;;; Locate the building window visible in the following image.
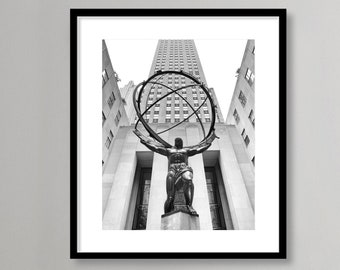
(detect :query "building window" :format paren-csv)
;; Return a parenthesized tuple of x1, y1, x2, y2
(205, 118, 211, 122)
(241, 129, 246, 139)
(244, 136, 250, 146)
(102, 111, 106, 126)
(248, 109, 255, 128)
(233, 109, 240, 124)
(105, 130, 114, 149)
(241, 129, 250, 146)
(132, 169, 152, 230)
(115, 110, 121, 126)
(217, 115, 221, 123)
(107, 92, 116, 109)
(102, 69, 109, 86)
(175, 103, 179, 107)
(205, 168, 227, 230)
(166, 119, 171, 123)
(245, 68, 255, 86)
(251, 156, 255, 166)
(175, 110, 179, 114)
(153, 119, 158, 123)
(174, 118, 180, 123)
(238, 91, 247, 107)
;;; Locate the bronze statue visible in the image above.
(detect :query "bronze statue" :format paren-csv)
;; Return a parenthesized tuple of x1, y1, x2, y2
(132, 70, 219, 216)
(134, 130, 217, 215)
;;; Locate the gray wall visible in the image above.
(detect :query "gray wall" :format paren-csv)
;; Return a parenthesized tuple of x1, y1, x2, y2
(1, 0, 339, 269)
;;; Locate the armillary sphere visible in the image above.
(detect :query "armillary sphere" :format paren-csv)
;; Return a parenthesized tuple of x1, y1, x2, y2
(133, 70, 217, 148)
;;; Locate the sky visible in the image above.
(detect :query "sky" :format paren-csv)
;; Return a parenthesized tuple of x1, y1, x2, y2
(106, 39, 247, 120)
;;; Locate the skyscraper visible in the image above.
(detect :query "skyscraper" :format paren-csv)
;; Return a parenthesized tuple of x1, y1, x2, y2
(102, 40, 129, 167)
(140, 40, 224, 125)
(226, 40, 255, 169)
(120, 80, 137, 125)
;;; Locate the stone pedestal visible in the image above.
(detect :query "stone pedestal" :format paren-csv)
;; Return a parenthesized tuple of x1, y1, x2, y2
(161, 210, 200, 230)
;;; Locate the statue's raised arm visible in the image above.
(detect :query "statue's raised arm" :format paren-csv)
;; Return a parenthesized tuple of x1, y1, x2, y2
(133, 129, 169, 156)
(185, 130, 219, 157)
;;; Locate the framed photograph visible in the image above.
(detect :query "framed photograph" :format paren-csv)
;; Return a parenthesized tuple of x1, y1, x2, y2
(71, 9, 286, 259)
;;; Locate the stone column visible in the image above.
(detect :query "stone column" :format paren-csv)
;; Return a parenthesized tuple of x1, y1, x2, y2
(146, 126, 169, 230)
(218, 126, 254, 229)
(186, 125, 213, 230)
(145, 152, 168, 229)
(102, 130, 138, 229)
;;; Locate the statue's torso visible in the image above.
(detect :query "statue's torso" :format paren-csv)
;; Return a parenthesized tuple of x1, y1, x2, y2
(168, 148, 188, 165)
(167, 148, 193, 179)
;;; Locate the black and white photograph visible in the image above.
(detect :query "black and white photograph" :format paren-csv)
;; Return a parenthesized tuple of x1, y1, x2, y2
(71, 9, 286, 258)
(102, 39, 255, 231)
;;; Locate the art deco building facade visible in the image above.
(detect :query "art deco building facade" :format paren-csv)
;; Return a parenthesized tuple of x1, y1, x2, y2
(102, 40, 129, 167)
(226, 40, 255, 169)
(140, 40, 224, 125)
(102, 40, 255, 230)
(120, 80, 136, 125)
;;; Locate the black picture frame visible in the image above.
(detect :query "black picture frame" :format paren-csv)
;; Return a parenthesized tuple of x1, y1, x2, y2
(71, 8, 286, 259)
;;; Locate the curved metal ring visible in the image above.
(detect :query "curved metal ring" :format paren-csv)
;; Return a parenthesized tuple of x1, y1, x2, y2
(133, 70, 216, 148)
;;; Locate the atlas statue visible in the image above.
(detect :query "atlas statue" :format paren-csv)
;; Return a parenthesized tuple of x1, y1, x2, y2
(134, 130, 217, 214)
(132, 70, 218, 215)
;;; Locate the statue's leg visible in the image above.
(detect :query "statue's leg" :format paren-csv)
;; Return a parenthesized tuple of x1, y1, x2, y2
(164, 171, 175, 213)
(182, 171, 197, 214)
